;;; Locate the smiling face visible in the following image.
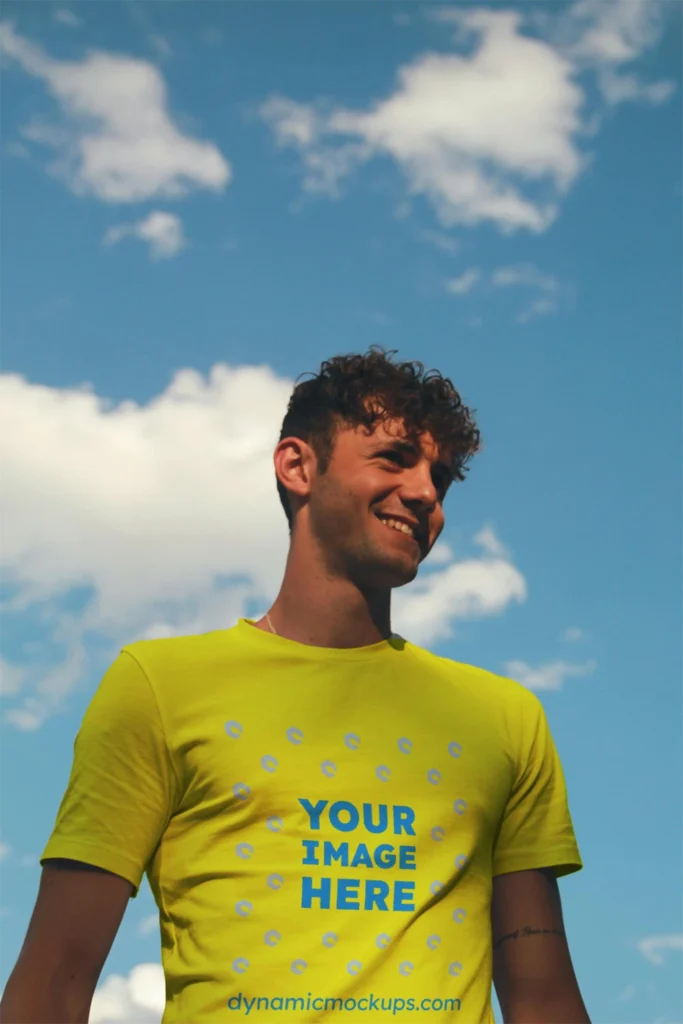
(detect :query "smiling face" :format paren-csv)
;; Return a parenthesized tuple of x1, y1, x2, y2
(286, 415, 453, 592)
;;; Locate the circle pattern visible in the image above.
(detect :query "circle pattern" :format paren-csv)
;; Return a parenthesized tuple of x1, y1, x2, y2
(225, 721, 243, 739)
(235, 842, 253, 860)
(233, 783, 251, 801)
(376, 764, 391, 782)
(267, 873, 284, 890)
(261, 755, 278, 773)
(345, 732, 360, 750)
(399, 961, 413, 976)
(232, 958, 249, 974)
(286, 727, 304, 745)
(376, 933, 391, 950)
(321, 760, 337, 778)
(427, 769, 441, 785)
(347, 961, 362, 976)
(322, 932, 338, 948)
(397, 737, 412, 754)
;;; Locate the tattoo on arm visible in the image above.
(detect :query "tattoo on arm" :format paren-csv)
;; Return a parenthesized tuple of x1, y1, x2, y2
(493, 924, 566, 950)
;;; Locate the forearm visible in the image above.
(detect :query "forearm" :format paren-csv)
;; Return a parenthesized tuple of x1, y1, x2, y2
(0, 970, 93, 1024)
(499, 991, 591, 1024)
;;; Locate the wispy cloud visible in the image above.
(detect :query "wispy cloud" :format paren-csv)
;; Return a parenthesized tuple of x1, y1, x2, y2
(53, 9, 81, 28)
(138, 914, 159, 937)
(0, 841, 10, 862)
(418, 229, 460, 255)
(492, 262, 561, 322)
(637, 933, 683, 967)
(0, 23, 230, 203)
(503, 658, 597, 691)
(561, 626, 589, 643)
(445, 268, 480, 295)
(104, 211, 187, 260)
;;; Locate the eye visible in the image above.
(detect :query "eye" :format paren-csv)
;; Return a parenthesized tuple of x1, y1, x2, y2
(380, 451, 402, 463)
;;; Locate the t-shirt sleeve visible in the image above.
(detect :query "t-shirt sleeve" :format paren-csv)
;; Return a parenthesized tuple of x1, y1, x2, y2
(40, 650, 180, 898)
(492, 689, 583, 879)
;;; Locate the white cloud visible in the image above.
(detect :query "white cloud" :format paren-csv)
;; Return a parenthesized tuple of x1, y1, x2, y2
(516, 296, 557, 324)
(261, 2, 673, 233)
(637, 934, 683, 967)
(261, 9, 584, 234)
(418, 229, 460, 255)
(393, 548, 526, 648)
(0, 841, 10, 861)
(503, 657, 597, 691)
(474, 525, 510, 559)
(104, 211, 186, 260)
(0, 657, 25, 696)
(491, 261, 560, 322)
(492, 262, 558, 293)
(0, 364, 528, 728)
(555, 0, 676, 107)
(446, 268, 480, 295)
(0, 23, 230, 202)
(561, 625, 587, 643)
(150, 35, 172, 58)
(138, 914, 159, 937)
(90, 963, 164, 1024)
(53, 9, 81, 28)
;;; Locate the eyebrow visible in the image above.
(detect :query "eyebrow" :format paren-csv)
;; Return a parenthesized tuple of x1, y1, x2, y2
(371, 439, 454, 483)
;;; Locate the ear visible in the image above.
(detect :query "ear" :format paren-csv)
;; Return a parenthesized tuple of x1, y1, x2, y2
(274, 437, 317, 509)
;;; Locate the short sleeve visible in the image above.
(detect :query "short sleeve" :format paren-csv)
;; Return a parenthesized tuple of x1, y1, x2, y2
(40, 651, 180, 898)
(492, 691, 583, 879)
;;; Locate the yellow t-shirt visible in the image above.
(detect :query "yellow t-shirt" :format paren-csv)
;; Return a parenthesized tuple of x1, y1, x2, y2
(42, 618, 582, 1023)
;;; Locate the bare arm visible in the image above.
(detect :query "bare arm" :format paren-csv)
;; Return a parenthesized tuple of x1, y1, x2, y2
(491, 867, 591, 1024)
(0, 860, 133, 1024)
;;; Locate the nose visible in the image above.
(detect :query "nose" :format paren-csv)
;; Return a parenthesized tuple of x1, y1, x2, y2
(402, 462, 440, 511)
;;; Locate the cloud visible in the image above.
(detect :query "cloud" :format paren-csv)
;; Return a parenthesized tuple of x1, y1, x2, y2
(0, 23, 230, 202)
(0, 841, 10, 861)
(261, 9, 585, 234)
(553, 0, 676, 107)
(418, 229, 460, 255)
(637, 934, 683, 967)
(474, 525, 510, 559)
(104, 211, 186, 260)
(492, 261, 560, 322)
(53, 9, 81, 28)
(0, 658, 25, 696)
(393, 546, 526, 648)
(149, 35, 172, 58)
(1, 364, 527, 727)
(502, 657, 597, 691)
(90, 963, 164, 1024)
(561, 626, 588, 643)
(138, 914, 159, 937)
(446, 268, 480, 295)
(261, 3, 673, 233)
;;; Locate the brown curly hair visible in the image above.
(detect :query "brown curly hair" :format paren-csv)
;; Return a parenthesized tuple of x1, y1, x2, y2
(276, 346, 481, 532)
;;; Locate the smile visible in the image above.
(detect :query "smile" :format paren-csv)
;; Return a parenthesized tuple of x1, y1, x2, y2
(375, 514, 419, 543)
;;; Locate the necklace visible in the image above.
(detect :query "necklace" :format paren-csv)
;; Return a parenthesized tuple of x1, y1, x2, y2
(265, 611, 395, 642)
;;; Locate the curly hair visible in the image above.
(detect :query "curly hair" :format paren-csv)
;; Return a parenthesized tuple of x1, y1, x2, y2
(276, 345, 481, 531)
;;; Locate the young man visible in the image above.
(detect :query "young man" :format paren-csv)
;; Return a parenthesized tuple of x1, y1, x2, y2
(1, 347, 590, 1024)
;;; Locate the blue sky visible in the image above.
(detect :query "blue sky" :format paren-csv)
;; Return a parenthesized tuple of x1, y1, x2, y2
(0, 2, 681, 1021)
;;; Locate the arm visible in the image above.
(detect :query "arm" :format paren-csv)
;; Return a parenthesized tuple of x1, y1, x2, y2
(491, 867, 591, 1024)
(0, 860, 133, 1024)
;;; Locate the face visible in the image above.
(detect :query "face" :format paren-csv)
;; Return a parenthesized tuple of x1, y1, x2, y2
(281, 417, 453, 591)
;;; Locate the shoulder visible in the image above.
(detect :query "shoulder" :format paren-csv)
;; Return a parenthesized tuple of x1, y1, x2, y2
(407, 642, 539, 712)
(121, 629, 230, 674)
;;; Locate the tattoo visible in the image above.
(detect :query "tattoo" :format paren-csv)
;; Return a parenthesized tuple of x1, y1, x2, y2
(493, 924, 565, 950)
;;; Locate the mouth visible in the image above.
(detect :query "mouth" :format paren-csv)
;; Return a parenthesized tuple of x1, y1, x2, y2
(374, 512, 421, 547)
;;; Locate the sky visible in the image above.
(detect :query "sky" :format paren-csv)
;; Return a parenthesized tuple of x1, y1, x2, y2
(0, 1, 681, 1021)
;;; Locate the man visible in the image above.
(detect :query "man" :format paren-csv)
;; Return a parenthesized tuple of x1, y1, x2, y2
(1, 347, 590, 1023)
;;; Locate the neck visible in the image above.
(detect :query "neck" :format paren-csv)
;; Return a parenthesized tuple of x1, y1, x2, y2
(255, 533, 393, 649)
